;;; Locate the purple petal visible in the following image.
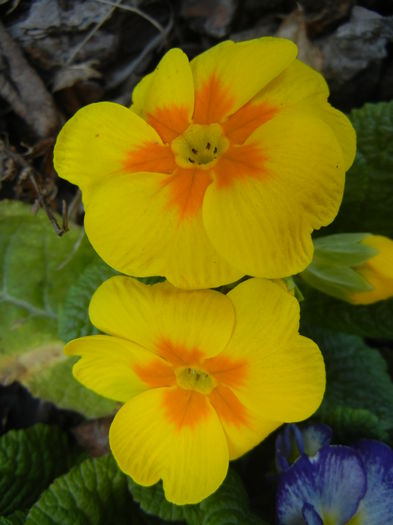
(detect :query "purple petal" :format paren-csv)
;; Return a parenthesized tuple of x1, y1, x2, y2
(302, 503, 323, 525)
(277, 446, 366, 525)
(276, 424, 333, 473)
(275, 425, 293, 471)
(302, 424, 332, 457)
(352, 440, 393, 524)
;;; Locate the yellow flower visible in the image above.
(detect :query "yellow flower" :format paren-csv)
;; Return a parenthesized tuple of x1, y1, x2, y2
(350, 235, 393, 305)
(54, 38, 355, 289)
(65, 276, 325, 504)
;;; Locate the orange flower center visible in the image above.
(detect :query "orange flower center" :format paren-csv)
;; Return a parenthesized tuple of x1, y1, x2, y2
(171, 123, 229, 169)
(175, 366, 215, 394)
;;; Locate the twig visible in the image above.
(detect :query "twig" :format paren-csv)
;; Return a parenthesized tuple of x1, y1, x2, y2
(106, 7, 174, 91)
(56, 227, 85, 270)
(3, 140, 68, 237)
(94, 0, 165, 34)
(66, 0, 123, 65)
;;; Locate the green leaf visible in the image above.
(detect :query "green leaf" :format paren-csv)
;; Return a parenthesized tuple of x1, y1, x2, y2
(0, 511, 27, 525)
(128, 477, 196, 524)
(128, 469, 268, 525)
(0, 200, 116, 416)
(0, 424, 81, 515)
(300, 282, 393, 339)
(25, 455, 150, 525)
(195, 469, 267, 525)
(58, 259, 117, 343)
(316, 405, 386, 442)
(322, 101, 393, 237)
(304, 328, 393, 440)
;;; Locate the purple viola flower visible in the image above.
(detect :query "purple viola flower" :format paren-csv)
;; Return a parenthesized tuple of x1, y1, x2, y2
(275, 423, 333, 472)
(276, 440, 393, 525)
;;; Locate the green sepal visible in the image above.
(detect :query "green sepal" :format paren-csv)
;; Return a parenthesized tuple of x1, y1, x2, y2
(313, 233, 378, 266)
(300, 233, 377, 301)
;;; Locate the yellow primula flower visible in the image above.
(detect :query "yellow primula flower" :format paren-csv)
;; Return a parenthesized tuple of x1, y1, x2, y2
(65, 276, 325, 504)
(350, 235, 393, 305)
(54, 37, 356, 289)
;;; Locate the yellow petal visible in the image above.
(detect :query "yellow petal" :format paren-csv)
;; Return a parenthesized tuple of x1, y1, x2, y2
(203, 110, 345, 278)
(253, 60, 356, 170)
(191, 38, 297, 123)
(84, 172, 242, 289)
(131, 48, 194, 143)
(240, 335, 325, 421)
(220, 279, 325, 422)
(253, 59, 329, 108)
(89, 276, 235, 361)
(298, 102, 356, 171)
(130, 71, 154, 114)
(53, 102, 162, 188)
(351, 235, 393, 304)
(208, 384, 281, 459)
(225, 278, 301, 358)
(110, 387, 229, 504)
(65, 335, 170, 402)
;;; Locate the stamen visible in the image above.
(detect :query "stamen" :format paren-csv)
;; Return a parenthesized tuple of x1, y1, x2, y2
(191, 148, 198, 154)
(213, 147, 218, 154)
(176, 366, 215, 394)
(206, 142, 211, 150)
(188, 158, 195, 163)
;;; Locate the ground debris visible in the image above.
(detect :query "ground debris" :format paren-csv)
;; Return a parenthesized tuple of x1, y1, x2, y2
(180, 0, 238, 38)
(319, 6, 393, 83)
(0, 20, 59, 138)
(71, 416, 113, 457)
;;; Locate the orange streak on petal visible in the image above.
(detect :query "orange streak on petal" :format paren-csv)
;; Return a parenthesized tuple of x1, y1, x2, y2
(156, 338, 205, 367)
(124, 142, 176, 173)
(222, 102, 278, 144)
(161, 167, 213, 221)
(147, 106, 190, 143)
(209, 385, 249, 428)
(133, 359, 176, 388)
(193, 73, 235, 125)
(162, 387, 211, 430)
(213, 143, 268, 189)
(204, 355, 248, 388)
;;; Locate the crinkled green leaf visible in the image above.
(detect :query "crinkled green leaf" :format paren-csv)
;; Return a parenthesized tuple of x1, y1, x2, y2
(0, 424, 81, 515)
(0, 200, 116, 417)
(316, 405, 386, 442)
(0, 510, 27, 524)
(25, 455, 151, 525)
(304, 328, 393, 440)
(58, 260, 164, 343)
(300, 282, 393, 338)
(323, 101, 393, 237)
(128, 479, 189, 523)
(58, 260, 117, 343)
(128, 469, 268, 525)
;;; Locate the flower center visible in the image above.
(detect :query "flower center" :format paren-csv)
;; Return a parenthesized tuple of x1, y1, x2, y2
(171, 123, 229, 169)
(175, 366, 215, 394)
